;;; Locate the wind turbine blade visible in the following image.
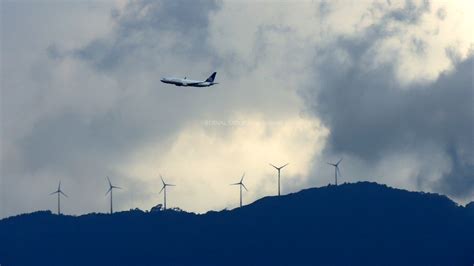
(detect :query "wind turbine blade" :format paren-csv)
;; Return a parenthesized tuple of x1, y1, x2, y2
(230, 183, 240, 186)
(242, 183, 248, 191)
(58, 181, 61, 190)
(60, 191, 68, 197)
(167, 184, 176, 187)
(105, 187, 112, 196)
(112, 186, 122, 189)
(269, 163, 278, 169)
(336, 158, 343, 165)
(327, 162, 336, 166)
(160, 175, 166, 186)
(280, 163, 289, 169)
(50, 191, 58, 195)
(240, 173, 245, 183)
(159, 186, 165, 194)
(106, 176, 112, 187)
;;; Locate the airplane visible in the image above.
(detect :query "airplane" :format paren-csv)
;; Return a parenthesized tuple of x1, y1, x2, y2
(160, 72, 218, 87)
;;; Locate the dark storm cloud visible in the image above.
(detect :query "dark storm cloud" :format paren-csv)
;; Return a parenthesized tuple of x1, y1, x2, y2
(75, 0, 220, 71)
(303, 19, 473, 198)
(18, 111, 147, 172)
(436, 145, 474, 198)
(116, 0, 219, 33)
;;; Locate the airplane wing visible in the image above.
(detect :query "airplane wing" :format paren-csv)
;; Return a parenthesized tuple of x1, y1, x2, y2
(183, 81, 202, 86)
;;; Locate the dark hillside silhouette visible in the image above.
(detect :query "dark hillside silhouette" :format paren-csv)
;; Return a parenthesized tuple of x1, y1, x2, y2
(466, 201, 474, 219)
(1, 182, 473, 265)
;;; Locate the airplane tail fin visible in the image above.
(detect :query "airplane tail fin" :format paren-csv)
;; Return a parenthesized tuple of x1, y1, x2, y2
(205, 72, 217, 83)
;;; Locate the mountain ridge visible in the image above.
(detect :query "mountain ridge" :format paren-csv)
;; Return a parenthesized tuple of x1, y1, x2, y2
(1, 182, 473, 265)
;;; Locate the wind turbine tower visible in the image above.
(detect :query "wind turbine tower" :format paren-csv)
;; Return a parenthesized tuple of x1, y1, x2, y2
(50, 181, 68, 215)
(269, 163, 289, 196)
(106, 176, 121, 214)
(327, 158, 343, 185)
(231, 173, 248, 208)
(159, 175, 175, 210)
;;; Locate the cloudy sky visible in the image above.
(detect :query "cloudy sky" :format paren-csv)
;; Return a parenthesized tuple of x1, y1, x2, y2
(1, 0, 473, 218)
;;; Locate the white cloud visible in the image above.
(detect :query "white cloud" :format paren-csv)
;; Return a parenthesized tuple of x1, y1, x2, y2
(119, 115, 328, 212)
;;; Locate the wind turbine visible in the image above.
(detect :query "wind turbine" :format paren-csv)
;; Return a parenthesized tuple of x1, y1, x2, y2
(105, 176, 121, 214)
(231, 172, 248, 208)
(327, 158, 343, 185)
(269, 163, 289, 196)
(50, 181, 68, 215)
(159, 175, 175, 210)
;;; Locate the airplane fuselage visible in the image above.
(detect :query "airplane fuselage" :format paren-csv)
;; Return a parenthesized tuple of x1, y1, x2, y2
(161, 72, 218, 87)
(160, 78, 215, 87)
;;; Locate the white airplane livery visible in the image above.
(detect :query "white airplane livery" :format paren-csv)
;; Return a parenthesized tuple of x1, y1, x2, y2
(160, 72, 218, 87)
